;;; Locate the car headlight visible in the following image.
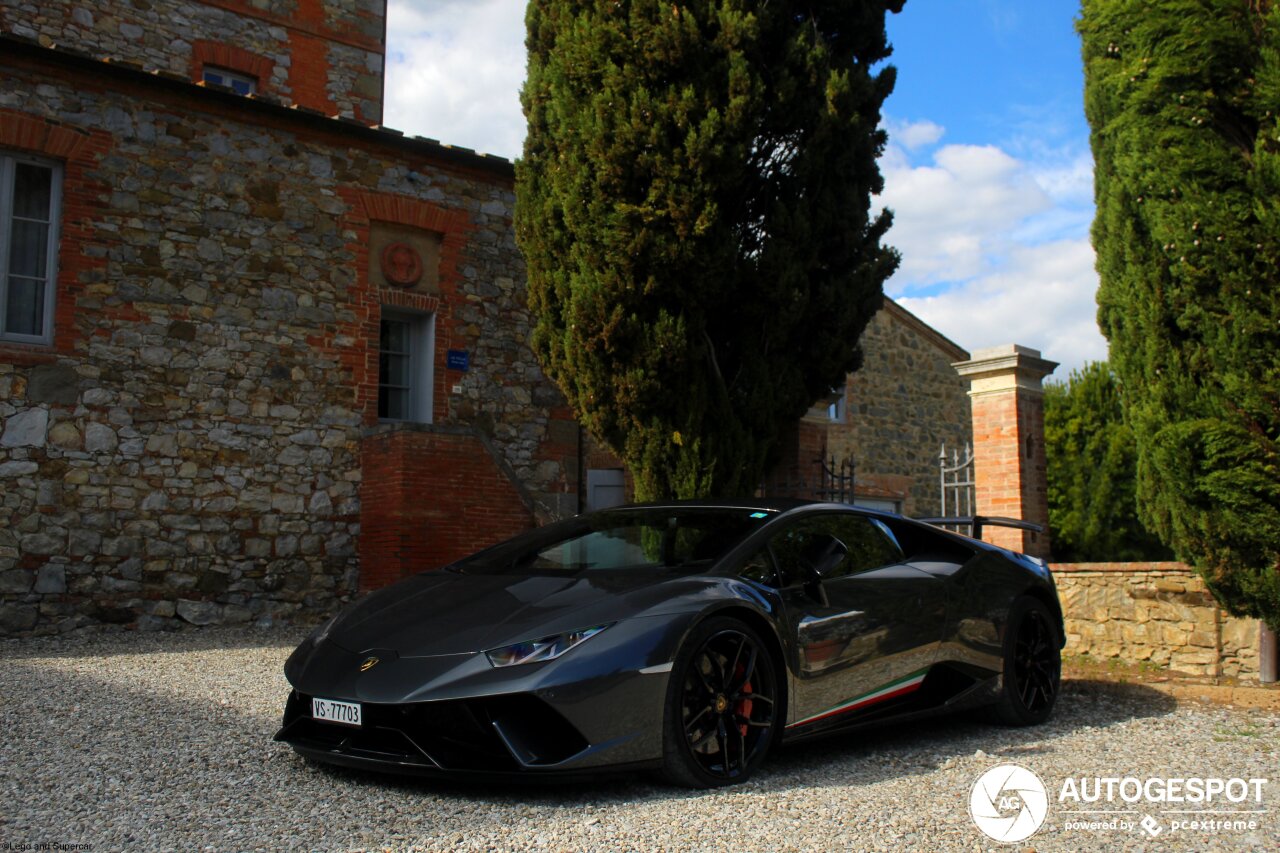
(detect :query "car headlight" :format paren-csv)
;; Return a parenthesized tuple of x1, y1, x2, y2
(485, 624, 612, 668)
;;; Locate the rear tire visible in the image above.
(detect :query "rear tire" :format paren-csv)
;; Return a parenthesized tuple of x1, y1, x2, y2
(991, 596, 1061, 726)
(661, 617, 780, 788)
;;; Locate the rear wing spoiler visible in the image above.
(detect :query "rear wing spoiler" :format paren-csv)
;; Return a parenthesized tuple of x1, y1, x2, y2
(917, 515, 1044, 541)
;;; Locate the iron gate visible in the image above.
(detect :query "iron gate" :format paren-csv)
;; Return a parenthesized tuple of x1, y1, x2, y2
(938, 442, 974, 532)
(760, 453, 855, 503)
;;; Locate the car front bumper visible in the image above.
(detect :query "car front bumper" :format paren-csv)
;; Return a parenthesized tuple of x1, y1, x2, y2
(275, 614, 694, 776)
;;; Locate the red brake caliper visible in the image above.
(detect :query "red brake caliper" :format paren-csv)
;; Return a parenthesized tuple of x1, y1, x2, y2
(733, 662, 753, 736)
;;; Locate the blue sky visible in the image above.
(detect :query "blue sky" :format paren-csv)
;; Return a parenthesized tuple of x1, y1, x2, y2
(887, 0, 1087, 154)
(383, 0, 1104, 374)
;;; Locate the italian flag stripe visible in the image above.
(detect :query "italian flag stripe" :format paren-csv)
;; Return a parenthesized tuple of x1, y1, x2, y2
(787, 669, 929, 729)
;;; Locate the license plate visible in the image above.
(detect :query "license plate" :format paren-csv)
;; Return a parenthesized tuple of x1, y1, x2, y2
(312, 697, 362, 727)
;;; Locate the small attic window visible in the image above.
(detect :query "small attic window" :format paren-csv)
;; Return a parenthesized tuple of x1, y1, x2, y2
(202, 66, 257, 96)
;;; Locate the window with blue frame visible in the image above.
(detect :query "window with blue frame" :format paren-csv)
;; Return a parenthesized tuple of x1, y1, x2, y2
(202, 66, 257, 95)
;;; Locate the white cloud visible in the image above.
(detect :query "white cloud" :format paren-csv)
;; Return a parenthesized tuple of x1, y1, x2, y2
(1030, 150, 1094, 204)
(383, 0, 527, 160)
(878, 122, 1105, 372)
(879, 142, 1051, 285)
(897, 239, 1107, 375)
(885, 118, 944, 150)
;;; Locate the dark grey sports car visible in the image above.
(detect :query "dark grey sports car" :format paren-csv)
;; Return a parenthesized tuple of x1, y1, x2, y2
(276, 500, 1064, 787)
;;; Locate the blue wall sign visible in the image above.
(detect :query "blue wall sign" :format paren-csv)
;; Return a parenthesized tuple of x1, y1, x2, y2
(446, 349, 470, 371)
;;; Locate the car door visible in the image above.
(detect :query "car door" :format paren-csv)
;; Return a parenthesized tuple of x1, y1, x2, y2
(769, 513, 947, 729)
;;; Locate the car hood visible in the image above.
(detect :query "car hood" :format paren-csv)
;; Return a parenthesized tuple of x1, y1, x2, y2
(324, 569, 685, 657)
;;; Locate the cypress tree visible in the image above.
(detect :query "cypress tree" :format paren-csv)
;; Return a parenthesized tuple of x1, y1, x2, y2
(1079, 0, 1280, 626)
(516, 0, 902, 500)
(1045, 362, 1173, 562)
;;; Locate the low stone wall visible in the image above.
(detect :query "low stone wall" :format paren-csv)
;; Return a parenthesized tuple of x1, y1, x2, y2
(1053, 562, 1262, 680)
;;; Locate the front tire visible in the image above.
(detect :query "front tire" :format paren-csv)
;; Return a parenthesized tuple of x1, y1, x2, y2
(661, 617, 780, 788)
(992, 596, 1061, 726)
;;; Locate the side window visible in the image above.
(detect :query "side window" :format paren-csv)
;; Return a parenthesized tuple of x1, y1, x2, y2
(739, 548, 780, 588)
(0, 153, 61, 344)
(767, 514, 904, 583)
(378, 310, 435, 422)
(768, 524, 829, 586)
(203, 66, 258, 95)
(834, 516, 904, 575)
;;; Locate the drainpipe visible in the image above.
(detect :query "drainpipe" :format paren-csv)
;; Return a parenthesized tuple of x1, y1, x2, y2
(1261, 622, 1277, 684)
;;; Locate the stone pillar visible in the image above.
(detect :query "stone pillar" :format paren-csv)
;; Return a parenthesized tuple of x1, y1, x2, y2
(953, 345, 1058, 558)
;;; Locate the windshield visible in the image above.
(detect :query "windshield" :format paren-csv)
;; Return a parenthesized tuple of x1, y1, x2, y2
(451, 508, 774, 575)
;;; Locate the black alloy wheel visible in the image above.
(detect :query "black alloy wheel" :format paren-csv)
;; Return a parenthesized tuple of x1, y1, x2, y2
(662, 617, 779, 788)
(993, 596, 1061, 726)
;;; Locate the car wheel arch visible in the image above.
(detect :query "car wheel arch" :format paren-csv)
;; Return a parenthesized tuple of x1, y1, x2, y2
(683, 603, 790, 729)
(1019, 585, 1065, 648)
(989, 593, 1062, 726)
(660, 608, 788, 786)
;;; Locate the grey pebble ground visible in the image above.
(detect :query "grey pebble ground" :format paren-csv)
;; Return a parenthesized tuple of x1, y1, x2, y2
(2, 627, 1277, 852)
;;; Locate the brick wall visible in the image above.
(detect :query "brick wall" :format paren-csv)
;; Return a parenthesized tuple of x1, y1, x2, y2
(765, 418, 830, 496)
(1055, 562, 1263, 680)
(0, 0, 386, 122)
(971, 390, 1024, 551)
(957, 345, 1055, 557)
(360, 425, 535, 590)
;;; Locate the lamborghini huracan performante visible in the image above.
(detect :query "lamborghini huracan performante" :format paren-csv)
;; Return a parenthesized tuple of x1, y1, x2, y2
(276, 501, 1064, 788)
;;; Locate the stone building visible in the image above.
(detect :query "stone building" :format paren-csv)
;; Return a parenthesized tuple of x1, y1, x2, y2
(768, 298, 973, 518)
(0, 0, 976, 636)
(6, 0, 386, 124)
(0, 0, 589, 635)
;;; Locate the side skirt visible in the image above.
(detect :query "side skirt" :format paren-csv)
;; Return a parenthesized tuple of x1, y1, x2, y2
(785, 669, 929, 730)
(782, 665, 1000, 743)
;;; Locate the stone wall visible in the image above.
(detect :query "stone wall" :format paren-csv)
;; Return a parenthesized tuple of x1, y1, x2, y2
(0, 44, 570, 635)
(1055, 562, 1263, 680)
(824, 299, 972, 517)
(0, 0, 385, 122)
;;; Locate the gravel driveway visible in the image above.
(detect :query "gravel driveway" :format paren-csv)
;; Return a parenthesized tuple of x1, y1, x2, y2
(2, 627, 1276, 852)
